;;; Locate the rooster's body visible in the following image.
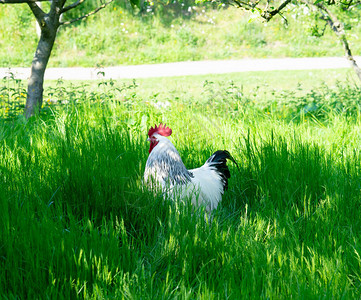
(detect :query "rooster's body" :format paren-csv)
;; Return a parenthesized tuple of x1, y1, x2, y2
(144, 124, 235, 212)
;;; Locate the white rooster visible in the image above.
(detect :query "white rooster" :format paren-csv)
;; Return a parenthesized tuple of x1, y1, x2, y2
(144, 123, 236, 213)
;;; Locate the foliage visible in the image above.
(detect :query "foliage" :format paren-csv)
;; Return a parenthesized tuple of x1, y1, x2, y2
(0, 73, 26, 119)
(1, 73, 361, 298)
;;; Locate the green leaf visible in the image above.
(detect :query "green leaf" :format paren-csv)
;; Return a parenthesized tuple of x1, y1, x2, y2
(129, 0, 140, 8)
(313, 0, 324, 4)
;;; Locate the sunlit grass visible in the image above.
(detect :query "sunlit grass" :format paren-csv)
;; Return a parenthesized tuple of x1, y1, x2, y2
(1, 72, 361, 298)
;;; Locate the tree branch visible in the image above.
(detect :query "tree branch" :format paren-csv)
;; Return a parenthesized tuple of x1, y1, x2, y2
(61, 0, 85, 14)
(0, 0, 51, 3)
(27, 1, 46, 23)
(261, 0, 292, 21)
(60, 0, 115, 26)
(231, 0, 260, 11)
(345, 0, 361, 9)
(304, 0, 361, 81)
(339, 0, 355, 9)
(229, 0, 292, 22)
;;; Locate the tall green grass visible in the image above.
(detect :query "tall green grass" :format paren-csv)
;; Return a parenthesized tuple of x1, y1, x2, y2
(1, 75, 361, 298)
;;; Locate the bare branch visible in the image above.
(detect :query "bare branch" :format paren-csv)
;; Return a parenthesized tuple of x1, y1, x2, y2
(261, 0, 292, 21)
(61, 0, 85, 14)
(229, 0, 292, 22)
(60, 0, 115, 26)
(339, 0, 354, 9)
(346, 0, 361, 9)
(231, 0, 260, 11)
(0, 0, 51, 3)
(314, 1, 339, 22)
(303, 0, 361, 81)
(27, 1, 46, 23)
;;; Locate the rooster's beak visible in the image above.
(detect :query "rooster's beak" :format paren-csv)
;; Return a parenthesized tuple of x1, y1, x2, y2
(147, 138, 151, 142)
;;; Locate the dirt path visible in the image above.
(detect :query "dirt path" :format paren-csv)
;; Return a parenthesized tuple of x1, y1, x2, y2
(1, 56, 360, 80)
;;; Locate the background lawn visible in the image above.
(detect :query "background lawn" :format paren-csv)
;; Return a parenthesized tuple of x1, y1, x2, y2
(1, 3, 361, 67)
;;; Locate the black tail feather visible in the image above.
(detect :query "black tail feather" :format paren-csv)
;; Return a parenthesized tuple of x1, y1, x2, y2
(205, 150, 238, 191)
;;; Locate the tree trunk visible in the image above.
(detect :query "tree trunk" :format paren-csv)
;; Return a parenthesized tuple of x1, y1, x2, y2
(315, 2, 361, 82)
(35, 2, 42, 38)
(25, 1, 61, 118)
(332, 25, 361, 82)
(4, 0, 113, 118)
(26, 30, 57, 118)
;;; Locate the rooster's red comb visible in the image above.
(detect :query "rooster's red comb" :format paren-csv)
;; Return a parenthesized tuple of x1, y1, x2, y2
(148, 123, 172, 137)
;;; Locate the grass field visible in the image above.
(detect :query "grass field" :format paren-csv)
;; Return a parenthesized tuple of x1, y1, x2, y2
(1, 3, 361, 67)
(1, 69, 361, 298)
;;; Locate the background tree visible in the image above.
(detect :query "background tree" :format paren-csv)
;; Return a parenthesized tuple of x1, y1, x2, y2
(221, 0, 361, 82)
(305, 0, 361, 81)
(0, 0, 117, 118)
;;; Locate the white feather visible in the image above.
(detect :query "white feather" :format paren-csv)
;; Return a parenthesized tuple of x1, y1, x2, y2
(144, 134, 226, 212)
(188, 164, 224, 212)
